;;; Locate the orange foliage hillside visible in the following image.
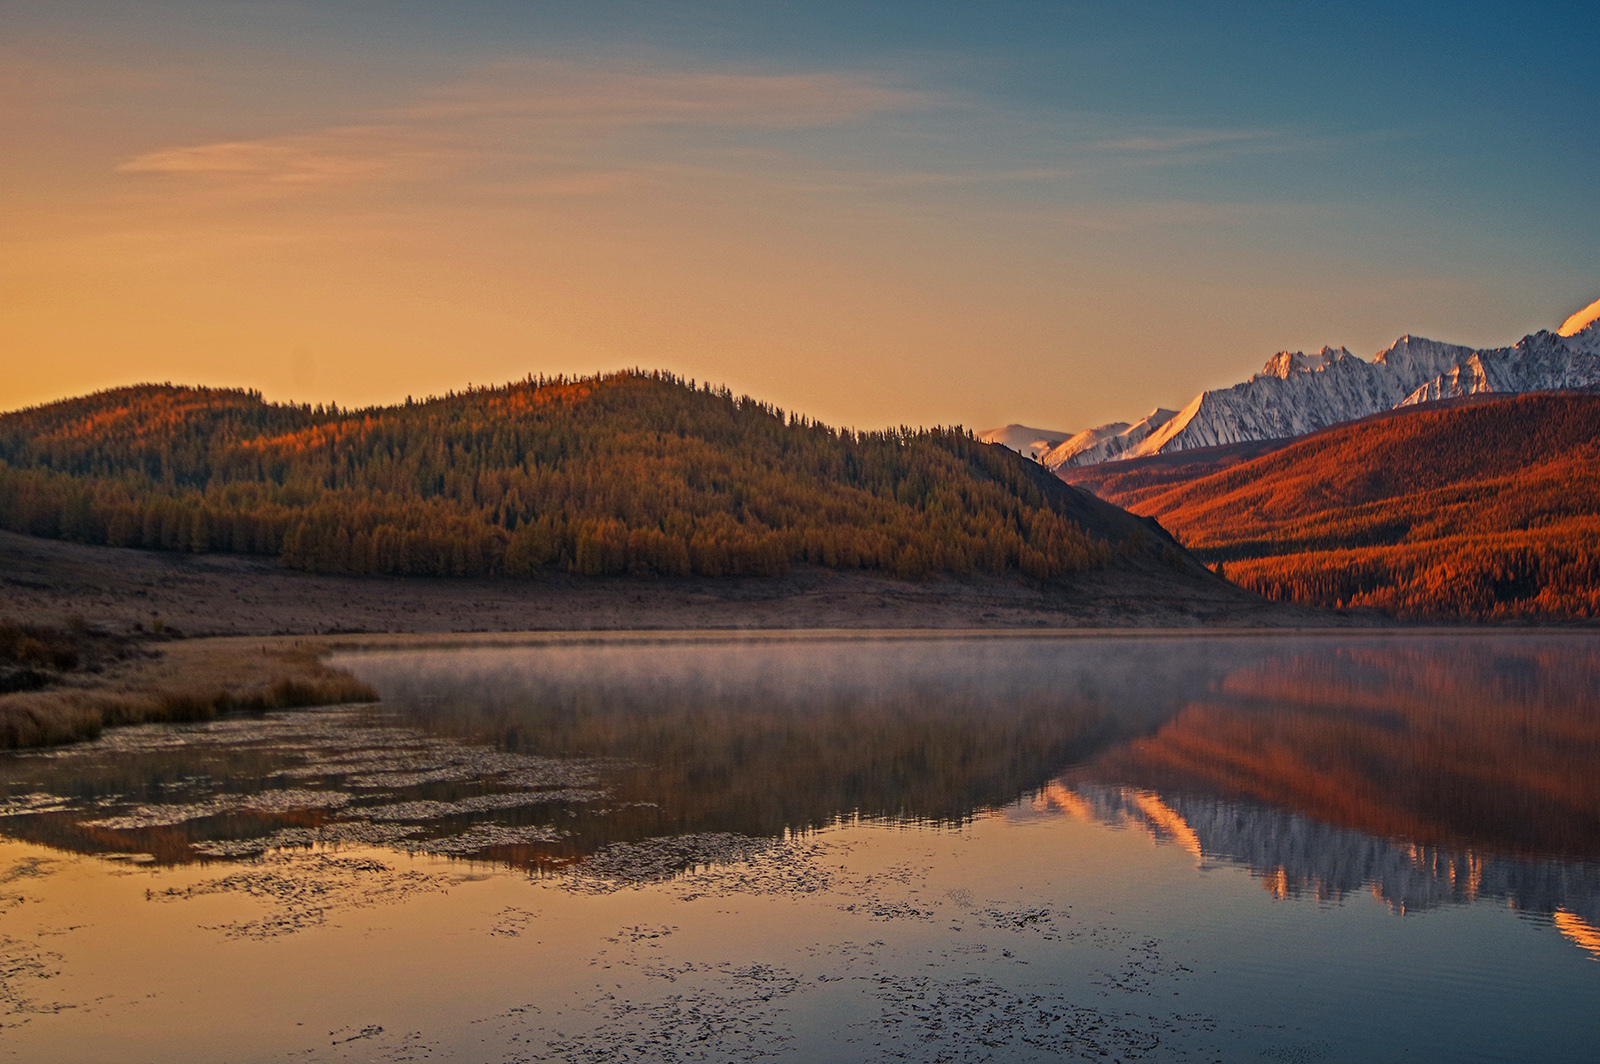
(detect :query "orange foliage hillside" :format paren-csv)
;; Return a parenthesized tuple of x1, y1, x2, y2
(1070, 393, 1600, 619)
(0, 372, 1169, 582)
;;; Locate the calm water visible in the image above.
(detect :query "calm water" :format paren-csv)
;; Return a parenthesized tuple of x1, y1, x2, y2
(0, 632, 1596, 1063)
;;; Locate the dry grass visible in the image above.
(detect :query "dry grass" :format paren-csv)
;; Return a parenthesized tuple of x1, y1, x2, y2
(0, 640, 377, 750)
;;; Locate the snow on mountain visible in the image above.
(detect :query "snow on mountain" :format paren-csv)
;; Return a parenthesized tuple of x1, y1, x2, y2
(1559, 297, 1600, 339)
(1038, 408, 1177, 467)
(1032, 302, 1600, 469)
(1399, 330, 1600, 405)
(976, 424, 1073, 459)
(1254, 348, 1342, 379)
(1053, 339, 1470, 468)
(1559, 311, 1600, 357)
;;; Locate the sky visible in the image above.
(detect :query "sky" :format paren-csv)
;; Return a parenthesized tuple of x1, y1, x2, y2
(4, 0, 1598, 432)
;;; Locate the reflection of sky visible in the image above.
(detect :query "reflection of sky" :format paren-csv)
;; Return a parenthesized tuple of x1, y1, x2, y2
(5, 2, 1597, 429)
(4, 632, 1600, 1059)
(4, 796, 1597, 1063)
(8, 633, 1599, 924)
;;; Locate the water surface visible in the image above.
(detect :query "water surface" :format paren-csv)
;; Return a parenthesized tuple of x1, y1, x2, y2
(0, 632, 1596, 1062)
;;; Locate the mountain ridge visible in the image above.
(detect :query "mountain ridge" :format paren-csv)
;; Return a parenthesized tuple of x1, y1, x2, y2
(987, 301, 1600, 469)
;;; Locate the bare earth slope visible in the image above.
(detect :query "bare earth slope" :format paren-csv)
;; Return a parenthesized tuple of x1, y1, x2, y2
(0, 529, 1336, 635)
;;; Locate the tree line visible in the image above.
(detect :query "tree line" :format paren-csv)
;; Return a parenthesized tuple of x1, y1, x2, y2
(0, 372, 1114, 580)
(1122, 393, 1600, 619)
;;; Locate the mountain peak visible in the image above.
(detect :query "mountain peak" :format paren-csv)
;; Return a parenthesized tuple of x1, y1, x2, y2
(1558, 297, 1600, 338)
(1023, 302, 1600, 472)
(977, 424, 1073, 458)
(1255, 347, 1351, 381)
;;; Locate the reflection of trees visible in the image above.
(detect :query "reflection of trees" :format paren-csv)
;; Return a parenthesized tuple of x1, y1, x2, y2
(7, 635, 1598, 893)
(352, 639, 1227, 847)
(1075, 638, 1600, 860)
(0, 638, 1232, 867)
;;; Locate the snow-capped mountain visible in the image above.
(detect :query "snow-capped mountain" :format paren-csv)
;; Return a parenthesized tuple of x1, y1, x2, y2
(975, 424, 1072, 459)
(1038, 408, 1176, 468)
(1560, 296, 1600, 343)
(1023, 297, 1600, 469)
(1400, 330, 1600, 406)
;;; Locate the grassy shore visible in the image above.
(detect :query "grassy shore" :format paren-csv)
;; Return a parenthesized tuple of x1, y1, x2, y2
(0, 622, 376, 749)
(2, 621, 1564, 753)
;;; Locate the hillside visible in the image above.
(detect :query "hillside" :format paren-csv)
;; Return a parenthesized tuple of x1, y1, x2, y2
(1062, 393, 1600, 620)
(0, 371, 1195, 588)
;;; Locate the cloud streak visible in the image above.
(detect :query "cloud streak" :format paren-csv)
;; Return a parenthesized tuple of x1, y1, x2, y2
(111, 61, 936, 197)
(399, 61, 933, 128)
(115, 125, 449, 185)
(1099, 130, 1277, 154)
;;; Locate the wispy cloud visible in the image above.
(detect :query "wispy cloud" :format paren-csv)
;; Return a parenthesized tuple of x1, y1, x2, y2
(779, 166, 1077, 195)
(104, 51, 1338, 254)
(111, 61, 935, 197)
(1028, 199, 1338, 234)
(1099, 130, 1275, 154)
(116, 125, 455, 186)
(1085, 125, 1314, 173)
(399, 62, 933, 128)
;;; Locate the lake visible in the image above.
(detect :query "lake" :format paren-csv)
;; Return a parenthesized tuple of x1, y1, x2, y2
(0, 631, 1596, 1062)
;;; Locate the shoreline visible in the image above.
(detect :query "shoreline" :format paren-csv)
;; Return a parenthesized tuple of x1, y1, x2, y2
(6, 624, 1596, 754)
(0, 637, 375, 750)
(0, 528, 1354, 637)
(308, 623, 1600, 654)
(4, 525, 1595, 753)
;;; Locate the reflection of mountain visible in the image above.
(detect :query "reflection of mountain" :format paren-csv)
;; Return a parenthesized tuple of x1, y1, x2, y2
(1038, 783, 1600, 930)
(3, 634, 1598, 919)
(1039, 635, 1600, 959)
(1074, 639, 1600, 860)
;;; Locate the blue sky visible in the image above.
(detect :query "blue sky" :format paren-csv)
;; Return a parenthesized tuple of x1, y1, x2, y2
(3, 0, 1595, 429)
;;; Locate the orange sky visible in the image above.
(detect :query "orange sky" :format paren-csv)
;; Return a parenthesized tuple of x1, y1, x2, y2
(4, 4, 1596, 432)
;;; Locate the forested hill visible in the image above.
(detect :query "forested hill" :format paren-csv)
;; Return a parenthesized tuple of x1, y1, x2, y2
(0, 371, 1175, 582)
(1069, 392, 1600, 619)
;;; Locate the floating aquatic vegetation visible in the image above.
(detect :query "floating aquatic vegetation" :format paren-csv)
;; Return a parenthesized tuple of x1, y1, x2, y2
(975, 905, 1063, 937)
(239, 789, 353, 813)
(858, 972, 1213, 1060)
(191, 820, 426, 857)
(359, 790, 605, 822)
(82, 799, 239, 830)
(343, 751, 602, 790)
(0, 794, 71, 818)
(400, 824, 567, 857)
(534, 962, 805, 1064)
(82, 789, 352, 830)
(147, 851, 447, 939)
(564, 833, 781, 894)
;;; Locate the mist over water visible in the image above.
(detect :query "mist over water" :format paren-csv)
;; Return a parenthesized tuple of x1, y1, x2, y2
(0, 632, 1597, 1062)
